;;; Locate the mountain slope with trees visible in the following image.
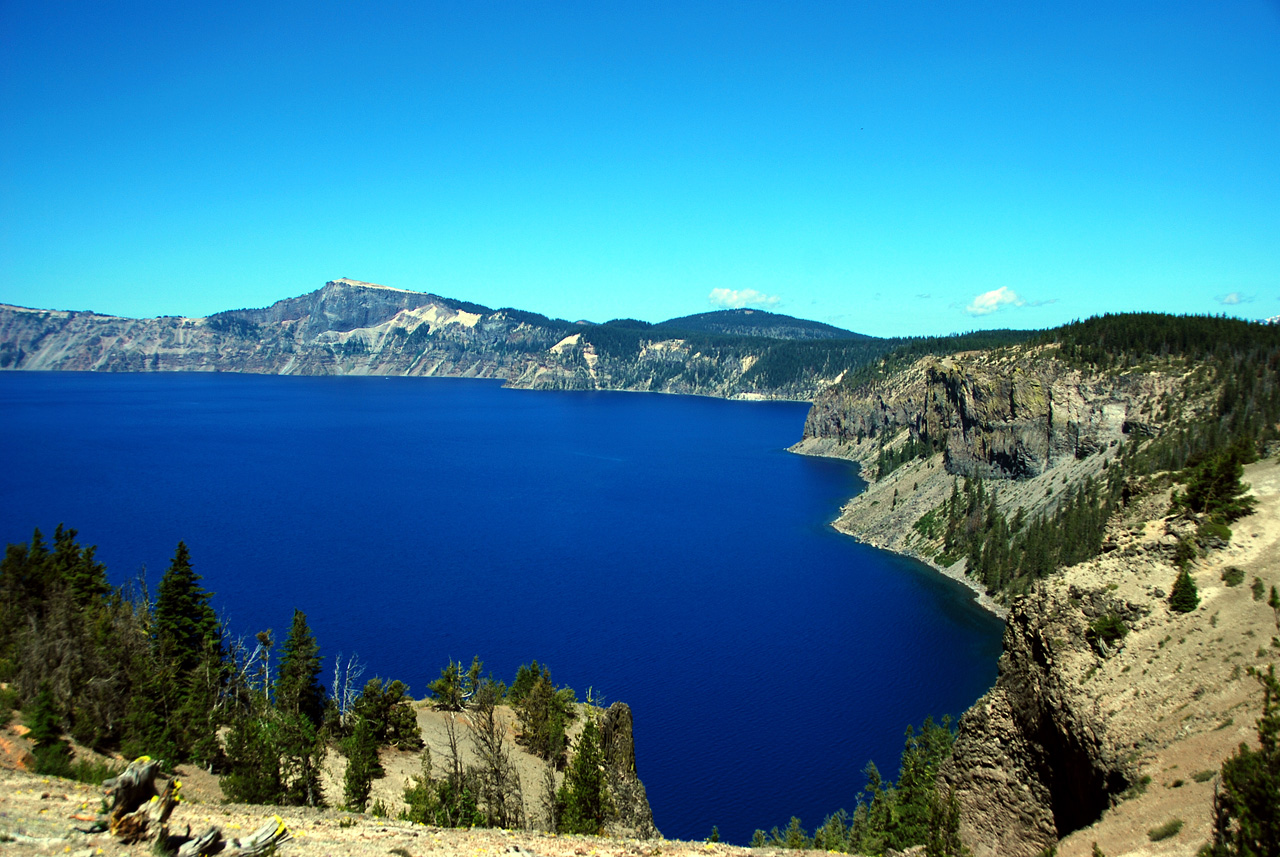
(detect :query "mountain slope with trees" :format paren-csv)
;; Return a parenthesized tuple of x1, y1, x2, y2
(0, 528, 657, 840)
(0, 278, 903, 401)
(785, 313, 1280, 855)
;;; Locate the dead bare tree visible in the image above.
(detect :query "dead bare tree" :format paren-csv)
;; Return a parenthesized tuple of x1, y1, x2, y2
(330, 650, 367, 728)
(468, 679, 523, 829)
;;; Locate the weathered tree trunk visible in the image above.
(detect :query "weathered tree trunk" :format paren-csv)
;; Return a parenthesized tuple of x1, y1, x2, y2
(103, 757, 292, 854)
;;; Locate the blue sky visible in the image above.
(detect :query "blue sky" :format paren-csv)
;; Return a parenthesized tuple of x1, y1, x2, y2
(2, 1, 1277, 337)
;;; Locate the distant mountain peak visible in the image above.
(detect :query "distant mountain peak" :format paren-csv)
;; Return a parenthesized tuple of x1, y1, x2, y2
(655, 308, 869, 341)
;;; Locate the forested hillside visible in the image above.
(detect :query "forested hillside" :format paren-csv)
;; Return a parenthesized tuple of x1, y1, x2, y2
(798, 313, 1280, 602)
(0, 530, 652, 837)
(771, 314, 1280, 855)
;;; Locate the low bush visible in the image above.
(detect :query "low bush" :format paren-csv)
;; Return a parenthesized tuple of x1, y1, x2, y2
(1147, 818, 1183, 841)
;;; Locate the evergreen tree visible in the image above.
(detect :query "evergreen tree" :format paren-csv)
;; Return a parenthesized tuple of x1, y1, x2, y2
(26, 683, 72, 777)
(925, 787, 969, 857)
(1205, 665, 1279, 856)
(1176, 444, 1258, 524)
(515, 669, 576, 764)
(350, 678, 422, 749)
(1169, 568, 1200, 614)
(343, 716, 384, 812)
(49, 524, 110, 609)
(276, 709, 326, 807)
(276, 609, 325, 727)
(153, 542, 220, 675)
(557, 715, 610, 835)
(221, 706, 285, 804)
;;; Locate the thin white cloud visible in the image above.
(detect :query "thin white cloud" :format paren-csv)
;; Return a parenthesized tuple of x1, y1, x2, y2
(964, 286, 1025, 316)
(1216, 292, 1252, 305)
(708, 288, 780, 309)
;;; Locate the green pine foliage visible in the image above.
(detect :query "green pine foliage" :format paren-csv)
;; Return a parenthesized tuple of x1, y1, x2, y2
(27, 683, 73, 778)
(557, 715, 611, 835)
(221, 705, 287, 804)
(1204, 665, 1280, 856)
(0, 526, 152, 752)
(1169, 568, 1200, 614)
(428, 657, 482, 712)
(276, 609, 325, 727)
(513, 666, 577, 765)
(349, 678, 423, 750)
(921, 475, 1115, 596)
(152, 541, 221, 675)
(1173, 443, 1258, 524)
(753, 717, 964, 855)
(343, 716, 385, 812)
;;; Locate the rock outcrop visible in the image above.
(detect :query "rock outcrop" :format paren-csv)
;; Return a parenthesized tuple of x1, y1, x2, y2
(799, 350, 1183, 481)
(601, 702, 660, 839)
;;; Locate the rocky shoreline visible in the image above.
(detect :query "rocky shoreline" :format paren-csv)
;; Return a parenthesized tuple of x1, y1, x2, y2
(787, 436, 1009, 622)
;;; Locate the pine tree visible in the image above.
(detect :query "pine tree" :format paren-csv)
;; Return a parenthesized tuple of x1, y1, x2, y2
(221, 706, 285, 804)
(50, 524, 110, 609)
(557, 715, 611, 835)
(26, 683, 72, 777)
(1169, 568, 1200, 614)
(276, 609, 325, 727)
(1205, 665, 1279, 856)
(343, 716, 384, 812)
(153, 542, 221, 675)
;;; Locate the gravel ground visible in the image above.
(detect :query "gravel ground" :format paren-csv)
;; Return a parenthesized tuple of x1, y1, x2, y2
(0, 767, 785, 857)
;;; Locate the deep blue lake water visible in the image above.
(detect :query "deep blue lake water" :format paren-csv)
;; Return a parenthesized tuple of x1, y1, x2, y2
(0, 372, 1002, 843)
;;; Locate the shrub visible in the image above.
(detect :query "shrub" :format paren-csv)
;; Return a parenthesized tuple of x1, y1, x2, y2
(0, 685, 19, 726)
(1222, 567, 1246, 587)
(1204, 665, 1280, 856)
(1089, 614, 1129, 648)
(1148, 819, 1183, 841)
(1199, 520, 1233, 542)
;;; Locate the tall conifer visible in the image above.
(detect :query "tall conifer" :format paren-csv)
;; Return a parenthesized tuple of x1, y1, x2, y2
(276, 609, 325, 727)
(153, 541, 220, 674)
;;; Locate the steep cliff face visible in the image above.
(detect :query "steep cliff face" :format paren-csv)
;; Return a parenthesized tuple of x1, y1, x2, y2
(799, 350, 1180, 481)
(0, 279, 560, 378)
(941, 579, 1140, 855)
(601, 702, 660, 839)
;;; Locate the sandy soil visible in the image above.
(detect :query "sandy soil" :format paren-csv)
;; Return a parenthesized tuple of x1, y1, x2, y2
(1052, 458, 1280, 856)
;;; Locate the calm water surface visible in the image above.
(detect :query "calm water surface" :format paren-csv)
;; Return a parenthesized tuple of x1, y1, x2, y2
(0, 372, 1003, 843)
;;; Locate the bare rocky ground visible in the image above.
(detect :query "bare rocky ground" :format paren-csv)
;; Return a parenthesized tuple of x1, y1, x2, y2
(0, 697, 686, 856)
(0, 765, 742, 857)
(1048, 458, 1280, 857)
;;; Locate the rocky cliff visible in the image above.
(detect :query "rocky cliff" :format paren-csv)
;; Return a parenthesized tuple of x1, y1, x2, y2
(790, 348, 1206, 612)
(797, 348, 1184, 481)
(944, 460, 1278, 856)
(0, 279, 560, 379)
(0, 278, 887, 400)
(794, 343, 1276, 855)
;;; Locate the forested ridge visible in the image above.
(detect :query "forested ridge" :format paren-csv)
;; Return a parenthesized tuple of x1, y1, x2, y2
(0, 532, 624, 835)
(759, 313, 1280, 855)
(936, 315, 1280, 599)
